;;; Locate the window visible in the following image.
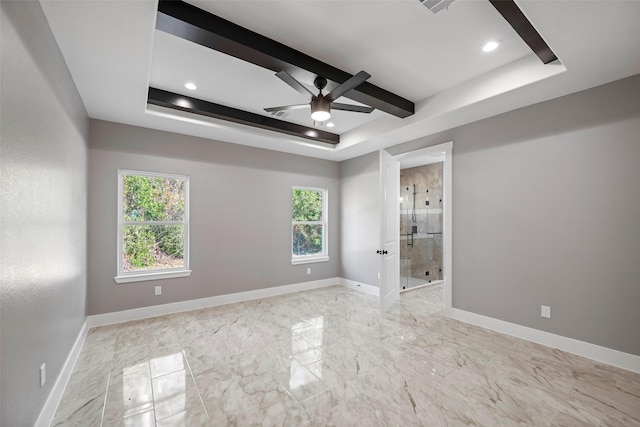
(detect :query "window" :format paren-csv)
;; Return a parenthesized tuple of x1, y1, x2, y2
(115, 170, 191, 283)
(291, 186, 329, 264)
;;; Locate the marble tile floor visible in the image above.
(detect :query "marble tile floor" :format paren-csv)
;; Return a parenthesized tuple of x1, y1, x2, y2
(52, 284, 640, 426)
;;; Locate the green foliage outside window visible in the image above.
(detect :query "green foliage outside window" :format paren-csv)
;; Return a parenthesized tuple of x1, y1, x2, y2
(123, 226, 155, 268)
(122, 175, 186, 272)
(292, 188, 324, 256)
(292, 189, 322, 222)
(124, 175, 184, 222)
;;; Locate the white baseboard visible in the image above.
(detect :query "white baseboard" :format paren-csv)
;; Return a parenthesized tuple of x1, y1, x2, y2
(449, 308, 640, 374)
(35, 320, 88, 427)
(87, 278, 339, 327)
(338, 278, 379, 296)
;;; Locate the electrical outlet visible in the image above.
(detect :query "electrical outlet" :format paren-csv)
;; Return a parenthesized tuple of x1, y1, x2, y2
(306, 267, 311, 275)
(541, 305, 551, 318)
(40, 363, 46, 388)
(155, 286, 162, 296)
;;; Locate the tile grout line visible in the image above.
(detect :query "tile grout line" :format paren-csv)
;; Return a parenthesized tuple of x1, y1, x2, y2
(182, 349, 210, 420)
(99, 370, 111, 427)
(147, 358, 158, 426)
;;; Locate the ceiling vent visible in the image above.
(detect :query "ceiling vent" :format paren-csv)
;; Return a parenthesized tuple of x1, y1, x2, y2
(419, 0, 455, 14)
(269, 110, 289, 119)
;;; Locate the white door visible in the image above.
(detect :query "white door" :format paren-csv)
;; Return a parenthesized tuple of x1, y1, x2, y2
(379, 149, 400, 312)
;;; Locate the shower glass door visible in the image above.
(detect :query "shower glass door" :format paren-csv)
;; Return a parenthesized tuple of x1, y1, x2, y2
(399, 163, 444, 290)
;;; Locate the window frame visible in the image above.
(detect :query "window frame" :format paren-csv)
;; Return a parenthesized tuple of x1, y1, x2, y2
(114, 169, 191, 284)
(291, 185, 329, 265)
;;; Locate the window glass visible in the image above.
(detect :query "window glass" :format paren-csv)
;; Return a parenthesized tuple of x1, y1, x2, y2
(118, 171, 189, 277)
(291, 187, 328, 263)
(292, 224, 323, 256)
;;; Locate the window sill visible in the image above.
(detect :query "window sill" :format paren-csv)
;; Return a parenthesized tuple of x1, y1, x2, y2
(291, 256, 330, 266)
(114, 269, 192, 284)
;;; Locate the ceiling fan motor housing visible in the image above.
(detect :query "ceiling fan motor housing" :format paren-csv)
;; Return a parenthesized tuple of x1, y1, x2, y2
(314, 76, 328, 91)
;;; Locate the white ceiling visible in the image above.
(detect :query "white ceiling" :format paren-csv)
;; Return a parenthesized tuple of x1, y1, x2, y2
(40, 0, 640, 161)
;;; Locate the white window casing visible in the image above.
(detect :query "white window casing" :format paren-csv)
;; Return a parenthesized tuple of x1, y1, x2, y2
(291, 186, 329, 265)
(115, 169, 191, 284)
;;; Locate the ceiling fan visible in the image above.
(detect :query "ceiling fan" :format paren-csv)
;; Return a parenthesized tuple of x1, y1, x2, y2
(264, 71, 375, 123)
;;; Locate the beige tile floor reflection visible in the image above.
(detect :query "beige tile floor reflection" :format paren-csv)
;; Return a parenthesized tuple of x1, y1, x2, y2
(52, 284, 640, 426)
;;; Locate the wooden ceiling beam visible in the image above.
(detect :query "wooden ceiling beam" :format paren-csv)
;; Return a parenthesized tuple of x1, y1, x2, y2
(148, 87, 340, 146)
(155, 0, 415, 119)
(489, 0, 558, 64)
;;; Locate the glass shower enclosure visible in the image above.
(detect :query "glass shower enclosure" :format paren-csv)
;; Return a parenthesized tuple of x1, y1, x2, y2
(399, 163, 443, 290)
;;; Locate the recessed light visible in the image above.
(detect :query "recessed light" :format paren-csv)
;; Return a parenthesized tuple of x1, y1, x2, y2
(326, 122, 335, 128)
(176, 98, 192, 108)
(482, 40, 502, 52)
(184, 82, 197, 90)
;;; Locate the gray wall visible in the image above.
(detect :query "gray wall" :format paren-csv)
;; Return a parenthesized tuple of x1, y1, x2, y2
(339, 151, 380, 287)
(88, 120, 340, 315)
(387, 74, 640, 356)
(1, 2, 89, 426)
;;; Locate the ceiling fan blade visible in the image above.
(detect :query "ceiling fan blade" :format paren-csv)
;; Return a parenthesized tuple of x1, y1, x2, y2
(330, 103, 374, 113)
(325, 71, 371, 103)
(275, 71, 315, 98)
(263, 104, 309, 113)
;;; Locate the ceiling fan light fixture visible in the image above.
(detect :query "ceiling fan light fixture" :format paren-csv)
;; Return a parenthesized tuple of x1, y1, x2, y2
(311, 110, 331, 122)
(310, 97, 331, 122)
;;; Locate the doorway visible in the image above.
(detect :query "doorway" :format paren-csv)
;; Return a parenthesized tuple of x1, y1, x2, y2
(393, 142, 452, 313)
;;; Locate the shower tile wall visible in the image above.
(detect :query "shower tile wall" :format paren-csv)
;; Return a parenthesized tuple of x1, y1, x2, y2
(400, 163, 443, 283)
